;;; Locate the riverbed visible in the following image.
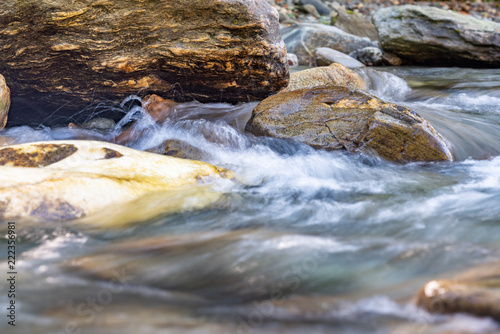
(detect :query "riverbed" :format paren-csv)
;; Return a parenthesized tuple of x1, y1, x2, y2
(1, 67, 499, 334)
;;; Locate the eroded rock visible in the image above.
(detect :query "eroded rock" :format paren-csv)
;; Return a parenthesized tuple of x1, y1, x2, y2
(0, 140, 232, 224)
(373, 5, 500, 67)
(0, 0, 289, 124)
(246, 85, 453, 163)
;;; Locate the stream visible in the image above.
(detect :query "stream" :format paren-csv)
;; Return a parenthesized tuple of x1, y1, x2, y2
(1, 67, 500, 334)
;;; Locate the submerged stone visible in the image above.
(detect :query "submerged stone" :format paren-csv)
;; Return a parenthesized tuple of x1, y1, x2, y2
(0, 140, 232, 224)
(246, 85, 453, 163)
(417, 263, 500, 321)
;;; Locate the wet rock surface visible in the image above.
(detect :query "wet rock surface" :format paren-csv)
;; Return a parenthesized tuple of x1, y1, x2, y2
(417, 263, 500, 322)
(246, 85, 453, 163)
(0, 140, 231, 223)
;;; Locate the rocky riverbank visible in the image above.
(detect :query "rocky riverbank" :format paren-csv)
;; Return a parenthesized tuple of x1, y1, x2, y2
(270, 0, 500, 23)
(0, 2, 500, 327)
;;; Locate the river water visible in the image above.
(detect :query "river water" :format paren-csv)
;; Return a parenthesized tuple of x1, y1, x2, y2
(1, 67, 500, 334)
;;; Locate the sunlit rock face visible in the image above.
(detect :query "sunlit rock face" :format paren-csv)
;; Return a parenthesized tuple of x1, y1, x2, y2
(0, 74, 10, 129)
(281, 64, 367, 93)
(246, 85, 453, 163)
(417, 263, 500, 321)
(0, 0, 289, 124)
(373, 5, 500, 68)
(0, 140, 232, 224)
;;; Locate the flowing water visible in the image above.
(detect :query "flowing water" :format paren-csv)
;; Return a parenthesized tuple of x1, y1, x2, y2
(1, 67, 500, 334)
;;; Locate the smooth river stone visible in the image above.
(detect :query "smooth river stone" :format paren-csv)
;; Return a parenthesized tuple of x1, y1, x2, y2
(0, 140, 232, 225)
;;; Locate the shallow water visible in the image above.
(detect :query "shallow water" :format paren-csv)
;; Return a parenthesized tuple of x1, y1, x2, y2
(1, 67, 500, 334)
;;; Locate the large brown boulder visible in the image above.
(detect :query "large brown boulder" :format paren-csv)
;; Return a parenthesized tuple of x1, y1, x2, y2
(246, 86, 453, 163)
(372, 5, 500, 68)
(0, 74, 10, 128)
(0, 0, 289, 124)
(416, 263, 500, 321)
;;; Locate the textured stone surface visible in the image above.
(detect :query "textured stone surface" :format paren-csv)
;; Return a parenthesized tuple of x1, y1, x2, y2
(282, 23, 374, 66)
(315, 47, 364, 68)
(373, 5, 500, 67)
(0, 140, 232, 223)
(417, 263, 500, 321)
(282, 64, 366, 93)
(0, 74, 10, 129)
(246, 85, 453, 163)
(0, 0, 289, 124)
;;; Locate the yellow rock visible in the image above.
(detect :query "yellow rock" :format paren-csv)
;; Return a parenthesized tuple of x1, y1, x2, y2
(0, 74, 10, 129)
(282, 63, 366, 93)
(0, 140, 232, 225)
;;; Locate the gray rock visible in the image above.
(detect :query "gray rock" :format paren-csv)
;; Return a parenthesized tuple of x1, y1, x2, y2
(373, 5, 500, 67)
(315, 47, 364, 68)
(349, 47, 384, 66)
(282, 23, 374, 66)
(298, 0, 331, 16)
(332, 8, 378, 41)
